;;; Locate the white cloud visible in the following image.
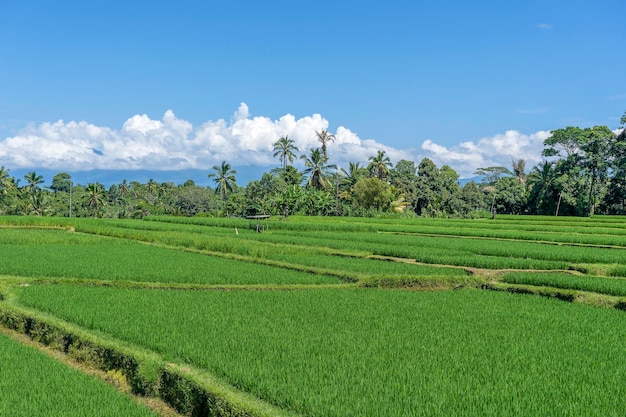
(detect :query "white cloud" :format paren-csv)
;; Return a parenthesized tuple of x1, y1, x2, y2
(421, 130, 550, 177)
(0, 103, 392, 172)
(537, 23, 553, 30)
(0, 103, 551, 179)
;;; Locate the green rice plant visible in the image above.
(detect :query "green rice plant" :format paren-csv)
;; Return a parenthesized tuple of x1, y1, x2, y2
(70, 220, 317, 259)
(4, 215, 625, 273)
(320, 216, 626, 241)
(0, 215, 73, 228)
(257, 229, 626, 267)
(83, 217, 612, 269)
(379, 226, 626, 247)
(243, 230, 572, 269)
(493, 214, 626, 225)
(138, 226, 436, 281)
(0, 229, 340, 285)
(0, 305, 301, 417)
(145, 215, 373, 232)
(16, 285, 626, 417)
(608, 265, 626, 277)
(501, 272, 626, 297)
(90, 218, 250, 236)
(0, 332, 157, 417)
(358, 274, 480, 288)
(146, 214, 626, 237)
(264, 253, 469, 277)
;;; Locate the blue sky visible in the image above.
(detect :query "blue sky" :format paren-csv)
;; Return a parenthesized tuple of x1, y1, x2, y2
(1, 0, 624, 184)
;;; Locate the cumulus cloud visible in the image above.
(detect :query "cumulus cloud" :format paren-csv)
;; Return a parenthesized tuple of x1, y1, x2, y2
(421, 130, 551, 177)
(0, 103, 402, 172)
(0, 103, 550, 179)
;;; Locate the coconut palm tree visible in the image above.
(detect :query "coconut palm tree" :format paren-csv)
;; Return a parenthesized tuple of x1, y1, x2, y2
(527, 160, 556, 214)
(158, 182, 173, 198)
(118, 179, 129, 199)
(84, 183, 107, 217)
(0, 166, 14, 195)
(129, 181, 143, 198)
(30, 191, 51, 216)
(512, 159, 527, 186)
(367, 150, 392, 181)
(147, 178, 158, 195)
(0, 167, 18, 214)
(0, 166, 9, 187)
(23, 171, 44, 195)
(208, 161, 237, 202)
(315, 129, 335, 160)
(273, 135, 299, 169)
(16, 197, 33, 216)
(22, 171, 45, 210)
(340, 162, 366, 189)
(301, 148, 337, 190)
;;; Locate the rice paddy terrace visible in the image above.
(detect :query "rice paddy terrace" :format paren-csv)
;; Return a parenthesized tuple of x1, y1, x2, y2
(1, 214, 626, 416)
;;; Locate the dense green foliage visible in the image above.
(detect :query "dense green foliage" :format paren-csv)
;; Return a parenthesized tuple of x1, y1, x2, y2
(0, 332, 157, 417)
(2, 112, 625, 219)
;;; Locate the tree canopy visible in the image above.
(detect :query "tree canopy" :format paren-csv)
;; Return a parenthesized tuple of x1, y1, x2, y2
(2, 112, 625, 218)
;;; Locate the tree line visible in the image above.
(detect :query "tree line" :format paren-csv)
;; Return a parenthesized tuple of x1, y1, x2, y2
(1, 115, 625, 219)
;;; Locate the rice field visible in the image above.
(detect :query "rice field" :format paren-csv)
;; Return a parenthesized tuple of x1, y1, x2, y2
(76, 216, 626, 270)
(0, 228, 341, 285)
(0, 331, 157, 417)
(2, 214, 626, 416)
(14, 285, 626, 417)
(502, 272, 626, 297)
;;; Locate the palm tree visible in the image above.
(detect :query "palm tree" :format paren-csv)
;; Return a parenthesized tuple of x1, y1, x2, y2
(367, 150, 392, 181)
(512, 159, 527, 186)
(129, 181, 142, 198)
(16, 197, 33, 216)
(301, 148, 337, 190)
(208, 161, 237, 202)
(273, 135, 299, 169)
(340, 162, 366, 189)
(315, 129, 335, 160)
(23, 171, 44, 195)
(0, 166, 14, 195)
(147, 178, 158, 195)
(118, 179, 129, 199)
(0, 166, 9, 186)
(158, 182, 173, 198)
(30, 191, 51, 216)
(84, 183, 107, 217)
(527, 161, 556, 214)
